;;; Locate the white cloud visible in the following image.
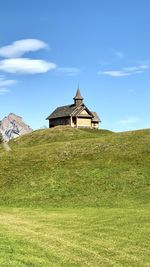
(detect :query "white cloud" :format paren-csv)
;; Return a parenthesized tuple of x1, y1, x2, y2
(98, 64, 149, 77)
(0, 88, 10, 95)
(0, 58, 56, 74)
(0, 76, 17, 86)
(0, 75, 17, 95)
(57, 67, 80, 76)
(118, 116, 140, 125)
(98, 70, 131, 77)
(139, 65, 149, 69)
(112, 50, 124, 59)
(0, 39, 48, 58)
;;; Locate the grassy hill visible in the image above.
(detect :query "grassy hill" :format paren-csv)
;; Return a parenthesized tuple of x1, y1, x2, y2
(0, 126, 149, 208)
(0, 126, 149, 266)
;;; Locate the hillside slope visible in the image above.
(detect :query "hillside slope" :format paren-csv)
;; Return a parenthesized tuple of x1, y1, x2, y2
(0, 127, 149, 208)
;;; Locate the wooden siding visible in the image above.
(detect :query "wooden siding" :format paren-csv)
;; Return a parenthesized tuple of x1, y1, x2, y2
(91, 122, 99, 129)
(49, 117, 70, 127)
(77, 118, 91, 128)
(79, 110, 89, 115)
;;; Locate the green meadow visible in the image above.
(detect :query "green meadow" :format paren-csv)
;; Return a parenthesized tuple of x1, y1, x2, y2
(0, 127, 150, 266)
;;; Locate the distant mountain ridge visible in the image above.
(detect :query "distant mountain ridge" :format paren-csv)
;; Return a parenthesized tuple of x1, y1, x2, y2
(0, 113, 32, 141)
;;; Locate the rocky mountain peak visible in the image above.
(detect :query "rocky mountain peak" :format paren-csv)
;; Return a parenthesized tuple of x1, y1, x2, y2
(0, 113, 33, 141)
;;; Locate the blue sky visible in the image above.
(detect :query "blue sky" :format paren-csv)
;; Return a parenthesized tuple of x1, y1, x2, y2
(0, 0, 149, 131)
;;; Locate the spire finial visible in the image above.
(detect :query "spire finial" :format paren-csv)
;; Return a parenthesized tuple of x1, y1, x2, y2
(73, 87, 84, 106)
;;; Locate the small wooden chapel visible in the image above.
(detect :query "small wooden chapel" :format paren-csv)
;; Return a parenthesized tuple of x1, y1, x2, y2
(46, 88, 101, 129)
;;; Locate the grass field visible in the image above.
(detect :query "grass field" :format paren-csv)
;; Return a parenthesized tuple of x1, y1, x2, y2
(0, 207, 149, 267)
(0, 127, 149, 266)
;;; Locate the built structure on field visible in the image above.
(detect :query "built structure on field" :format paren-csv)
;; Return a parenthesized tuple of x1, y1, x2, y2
(46, 88, 101, 128)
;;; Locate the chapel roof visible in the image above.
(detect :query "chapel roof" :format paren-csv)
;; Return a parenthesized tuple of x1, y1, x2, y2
(46, 103, 94, 120)
(91, 112, 101, 122)
(46, 104, 77, 119)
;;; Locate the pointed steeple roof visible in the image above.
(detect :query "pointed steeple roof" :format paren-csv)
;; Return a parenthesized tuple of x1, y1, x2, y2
(73, 87, 84, 100)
